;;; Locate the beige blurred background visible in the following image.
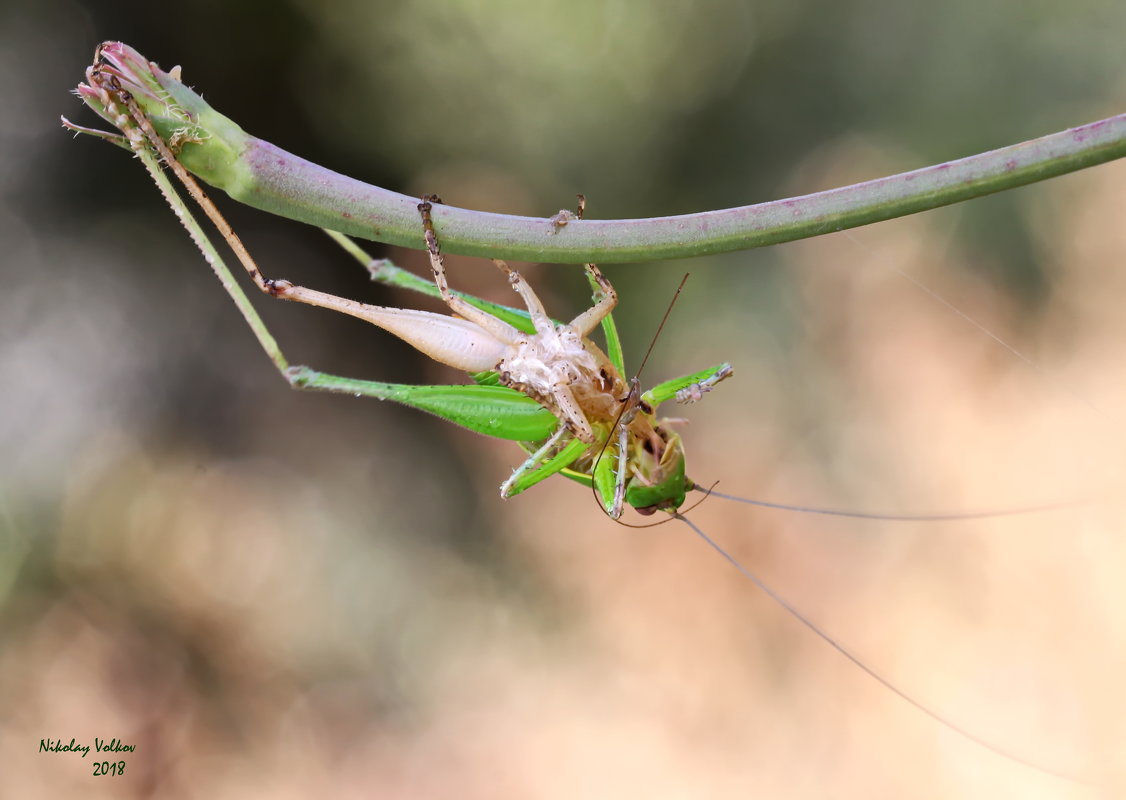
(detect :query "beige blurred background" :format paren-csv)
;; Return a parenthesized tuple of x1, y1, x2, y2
(2, 0, 1125, 797)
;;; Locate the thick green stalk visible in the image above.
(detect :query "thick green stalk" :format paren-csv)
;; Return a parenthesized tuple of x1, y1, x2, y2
(217, 114, 1126, 264)
(76, 43, 1126, 264)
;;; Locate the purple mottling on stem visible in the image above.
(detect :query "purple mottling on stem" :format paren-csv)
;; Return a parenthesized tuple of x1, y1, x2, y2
(219, 112, 1125, 262)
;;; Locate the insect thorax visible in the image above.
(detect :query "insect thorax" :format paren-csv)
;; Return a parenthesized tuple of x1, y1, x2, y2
(499, 326, 621, 420)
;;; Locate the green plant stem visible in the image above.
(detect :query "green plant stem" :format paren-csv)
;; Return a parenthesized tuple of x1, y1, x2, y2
(80, 44, 1126, 264)
(198, 112, 1126, 263)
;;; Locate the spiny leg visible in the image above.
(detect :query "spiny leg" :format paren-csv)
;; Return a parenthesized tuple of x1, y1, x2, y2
(495, 194, 614, 339)
(418, 197, 525, 344)
(562, 196, 619, 336)
(325, 229, 546, 338)
(605, 378, 644, 517)
(610, 421, 631, 518)
(499, 425, 571, 497)
(491, 259, 554, 335)
(105, 96, 397, 402)
(645, 364, 735, 408)
(114, 81, 511, 372)
(109, 71, 442, 339)
(502, 429, 594, 498)
(569, 263, 618, 337)
(550, 382, 595, 443)
(105, 73, 514, 392)
(517, 193, 617, 338)
(675, 364, 736, 404)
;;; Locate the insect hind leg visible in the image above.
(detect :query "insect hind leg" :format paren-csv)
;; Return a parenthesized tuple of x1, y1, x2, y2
(418, 197, 523, 344)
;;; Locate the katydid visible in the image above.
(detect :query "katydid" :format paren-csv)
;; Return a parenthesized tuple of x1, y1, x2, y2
(64, 42, 1100, 787)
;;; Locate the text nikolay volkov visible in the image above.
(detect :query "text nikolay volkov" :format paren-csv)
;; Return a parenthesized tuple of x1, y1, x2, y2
(40, 738, 136, 758)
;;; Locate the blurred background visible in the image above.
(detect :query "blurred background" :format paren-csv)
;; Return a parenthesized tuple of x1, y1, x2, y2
(3, 0, 1125, 797)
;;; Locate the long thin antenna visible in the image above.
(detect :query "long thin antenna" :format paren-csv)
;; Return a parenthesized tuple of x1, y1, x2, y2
(699, 487, 1088, 521)
(675, 513, 1090, 787)
(634, 272, 691, 382)
(843, 229, 1113, 424)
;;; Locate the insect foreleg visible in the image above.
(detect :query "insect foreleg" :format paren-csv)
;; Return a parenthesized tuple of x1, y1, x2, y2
(610, 421, 631, 518)
(674, 363, 736, 404)
(568, 265, 618, 337)
(501, 430, 589, 498)
(491, 259, 555, 335)
(643, 364, 734, 409)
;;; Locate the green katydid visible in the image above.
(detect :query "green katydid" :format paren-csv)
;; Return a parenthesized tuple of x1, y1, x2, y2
(64, 43, 1099, 786)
